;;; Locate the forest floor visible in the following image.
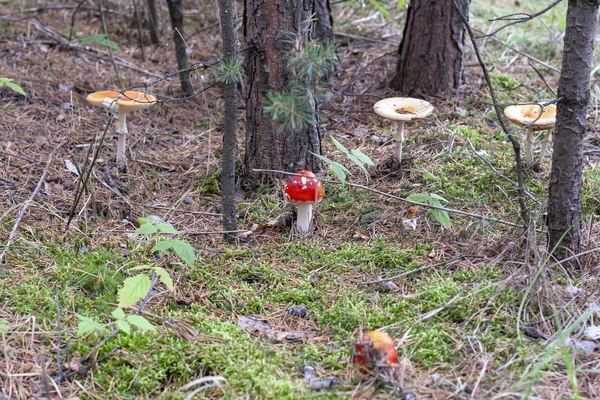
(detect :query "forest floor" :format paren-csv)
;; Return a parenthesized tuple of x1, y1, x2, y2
(2, 0, 600, 399)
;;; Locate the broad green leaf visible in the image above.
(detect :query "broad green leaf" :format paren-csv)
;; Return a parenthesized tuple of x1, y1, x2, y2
(116, 319, 131, 335)
(118, 274, 151, 307)
(407, 193, 430, 203)
(350, 149, 375, 166)
(153, 267, 174, 290)
(152, 239, 174, 252)
(430, 208, 451, 228)
(126, 315, 157, 333)
(76, 314, 106, 336)
(347, 153, 368, 174)
(0, 78, 26, 96)
(329, 162, 348, 185)
(111, 307, 126, 320)
(0, 320, 8, 335)
(136, 223, 158, 235)
(171, 239, 195, 267)
(311, 152, 334, 165)
(428, 199, 451, 228)
(156, 223, 178, 234)
(429, 193, 448, 203)
(331, 136, 349, 155)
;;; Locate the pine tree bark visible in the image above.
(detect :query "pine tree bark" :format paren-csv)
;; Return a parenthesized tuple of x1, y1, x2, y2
(242, 0, 333, 188)
(166, 0, 193, 96)
(145, 0, 160, 45)
(391, 0, 470, 96)
(547, 0, 599, 262)
(220, 0, 239, 244)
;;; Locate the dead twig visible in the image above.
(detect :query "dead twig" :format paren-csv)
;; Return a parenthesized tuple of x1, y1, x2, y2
(453, 1, 529, 226)
(466, 138, 540, 204)
(477, 0, 563, 39)
(0, 141, 66, 264)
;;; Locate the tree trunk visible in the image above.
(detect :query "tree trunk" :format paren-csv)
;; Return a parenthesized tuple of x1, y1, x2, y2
(547, 0, 598, 262)
(166, 0, 193, 96)
(242, 0, 333, 188)
(219, 0, 239, 244)
(391, 0, 470, 96)
(145, 0, 160, 45)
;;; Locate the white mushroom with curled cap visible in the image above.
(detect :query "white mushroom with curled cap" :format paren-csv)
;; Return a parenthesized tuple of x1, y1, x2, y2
(86, 90, 157, 166)
(373, 97, 434, 166)
(504, 103, 556, 165)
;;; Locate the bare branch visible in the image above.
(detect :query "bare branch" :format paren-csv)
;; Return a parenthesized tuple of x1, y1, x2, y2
(477, 0, 564, 39)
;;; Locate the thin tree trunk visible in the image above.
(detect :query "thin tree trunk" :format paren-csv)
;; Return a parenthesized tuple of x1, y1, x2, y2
(145, 0, 160, 45)
(547, 0, 599, 262)
(220, 0, 239, 244)
(391, 0, 470, 96)
(166, 0, 193, 96)
(242, 0, 332, 188)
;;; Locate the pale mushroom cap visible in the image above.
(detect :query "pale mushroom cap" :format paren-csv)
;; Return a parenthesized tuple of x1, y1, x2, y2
(86, 90, 157, 113)
(504, 104, 556, 131)
(373, 97, 434, 122)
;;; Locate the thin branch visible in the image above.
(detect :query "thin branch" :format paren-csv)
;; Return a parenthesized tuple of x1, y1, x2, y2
(0, 141, 66, 264)
(477, 0, 563, 38)
(253, 169, 524, 228)
(453, 1, 529, 225)
(528, 62, 557, 97)
(473, 27, 560, 73)
(466, 138, 540, 204)
(361, 257, 463, 285)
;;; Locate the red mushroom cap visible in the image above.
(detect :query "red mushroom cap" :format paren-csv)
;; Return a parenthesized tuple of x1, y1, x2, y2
(353, 330, 398, 371)
(284, 170, 324, 203)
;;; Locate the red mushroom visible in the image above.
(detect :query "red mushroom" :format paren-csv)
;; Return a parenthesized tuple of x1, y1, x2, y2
(353, 330, 398, 372)
(284, 170, 324, 235)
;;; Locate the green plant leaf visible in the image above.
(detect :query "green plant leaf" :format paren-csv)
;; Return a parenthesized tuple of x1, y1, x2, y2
(126, 315, 156, 333)
(136, 223, 158, 235)
(152, 239, 174, 252)
(80, 34, 121, 51)
(429, 193, 448, 203)
(329, 162, 348, 185)
(153, 267, 174, 290)
(0, 78, 26, 96)
(156, 223, 178, 234)
(347, 153, 368, 175)
(407, 193, 431, 203)
(331, 136, 349, 155)
(0, 320, 8, 335)
(76, 314, 106, 336)
(171, 239, 195, 267)
(428, 199, 451, 228)
(118, 274, 151, 307)
(116, 319, 131, 335)
(111, 307, 126, 320)
(350, 149, 375, 166)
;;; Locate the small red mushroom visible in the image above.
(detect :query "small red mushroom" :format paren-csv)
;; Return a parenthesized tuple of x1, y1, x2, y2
(353, 330, 398, 372)
(284, 170, 324, 235)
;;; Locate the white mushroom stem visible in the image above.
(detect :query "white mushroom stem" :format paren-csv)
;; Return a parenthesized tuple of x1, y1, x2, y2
(116, 111, 128, 166)
(525, 127, 534, 165)
(538, 129, 552, 160)
(394, 121, 405, 164)
(296, 203, 313, 235)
